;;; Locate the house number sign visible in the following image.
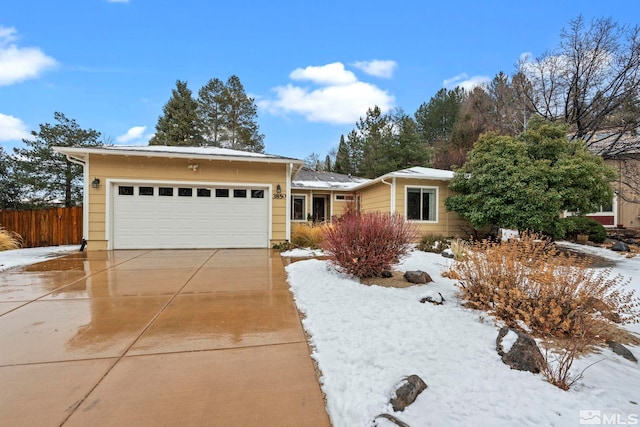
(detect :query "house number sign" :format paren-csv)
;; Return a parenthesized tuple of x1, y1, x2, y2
(273, 193, 286, 199)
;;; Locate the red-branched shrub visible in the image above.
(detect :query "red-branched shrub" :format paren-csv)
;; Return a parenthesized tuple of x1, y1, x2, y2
(321, 212, 417, 278)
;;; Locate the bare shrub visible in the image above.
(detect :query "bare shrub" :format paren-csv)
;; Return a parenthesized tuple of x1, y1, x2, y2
(452, 233, 640, 340)
(321, 212, 417, 278)
(417, 234, 447, 253)
(0, 227, 22, 251)
(449, 238, 470, 260)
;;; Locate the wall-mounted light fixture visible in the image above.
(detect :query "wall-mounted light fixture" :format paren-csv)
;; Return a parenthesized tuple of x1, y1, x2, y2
(276, 184, 282, 194)
(91, 177, 100, 189)
(187, 163, 199, 172)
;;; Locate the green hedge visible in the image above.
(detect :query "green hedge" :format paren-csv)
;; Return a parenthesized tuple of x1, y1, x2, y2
(560, 216, 607, 243)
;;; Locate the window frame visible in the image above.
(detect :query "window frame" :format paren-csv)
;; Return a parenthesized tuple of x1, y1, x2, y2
(404, 185, 438, 223)
(291, 194, 307, 221)
(335, 194, 355, 202)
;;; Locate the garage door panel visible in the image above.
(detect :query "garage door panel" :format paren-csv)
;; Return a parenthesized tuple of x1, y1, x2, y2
(113, 184, 269, 249)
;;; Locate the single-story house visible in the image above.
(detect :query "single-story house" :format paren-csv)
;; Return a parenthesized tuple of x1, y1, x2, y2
(53, 145, 468, 250)
(582, 132, 640, 228)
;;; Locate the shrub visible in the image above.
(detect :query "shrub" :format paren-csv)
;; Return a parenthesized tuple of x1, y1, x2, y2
(291, 223, 329, 249)
(0, 226, 22, 251)
(417, 234, 448, 253)
(451, 233, 640, 340)
(321, 212, 418, 278)
(272, 241, 294, 252)
(560, 216, 607, 243)
(449, 238, 470, 260)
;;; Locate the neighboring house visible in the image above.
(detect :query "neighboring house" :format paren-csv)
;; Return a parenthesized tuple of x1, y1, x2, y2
(291, 166, 468, 238)
(53, 145, 468, 250)
(583, 132, 640, 228)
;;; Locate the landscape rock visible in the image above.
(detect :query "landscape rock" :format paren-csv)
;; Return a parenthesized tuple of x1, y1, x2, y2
(496, 327, 545, 373)
(373, 414, 410, 427)
(403, 270, 433, 284)
(441, 249, 455, 259)
(612, 241, 630, 252)
(420, 291, 445, 305)
(607, 340, 638, 363)
(390, 374, 428, 412)
(381, 270, 393, 278)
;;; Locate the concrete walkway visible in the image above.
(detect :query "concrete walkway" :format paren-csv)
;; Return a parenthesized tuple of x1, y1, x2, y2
(0, 249, 330, 426)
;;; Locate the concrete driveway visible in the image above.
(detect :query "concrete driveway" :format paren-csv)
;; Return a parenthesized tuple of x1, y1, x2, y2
(0, 249, 330, 426)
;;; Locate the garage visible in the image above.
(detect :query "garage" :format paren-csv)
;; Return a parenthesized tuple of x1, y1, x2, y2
(112, 183, 269, 249)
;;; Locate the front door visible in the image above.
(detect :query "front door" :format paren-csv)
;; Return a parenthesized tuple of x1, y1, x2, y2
(312, 196, 326, 222)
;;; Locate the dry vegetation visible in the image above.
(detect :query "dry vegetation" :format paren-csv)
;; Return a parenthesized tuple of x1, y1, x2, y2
(446, 233, 640, 389)
(291, 222, 331, 249)
(0, 226, 22, 251)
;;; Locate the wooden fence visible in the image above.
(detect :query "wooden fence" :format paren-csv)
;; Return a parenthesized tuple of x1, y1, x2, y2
(0, 207, 83, 248)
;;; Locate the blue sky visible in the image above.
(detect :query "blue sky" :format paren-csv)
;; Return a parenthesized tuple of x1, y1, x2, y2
(1, 0, 639, 160)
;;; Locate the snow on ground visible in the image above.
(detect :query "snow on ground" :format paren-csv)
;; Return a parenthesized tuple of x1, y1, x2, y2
(280, 248, 325, 257)
(0, 246, 77, 272)
(286, 246, 640, 427)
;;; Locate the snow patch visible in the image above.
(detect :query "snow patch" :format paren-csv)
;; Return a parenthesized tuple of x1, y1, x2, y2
(0, 245, 77, 271)
(501, 329, 519, 353)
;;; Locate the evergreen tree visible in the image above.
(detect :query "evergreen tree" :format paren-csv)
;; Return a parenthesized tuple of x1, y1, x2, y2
(0, 147, 22, 209)
(392, 111, 430, 168)
(197, 78, 226, 145)
(324, 155, 332, 172)
(346, 129, 364, 175)
(359, 106, 395, 178)
(149, 80, 203, 146)
(196, 75, 265, 152)
(334, 135, 351, 175)
(14, 112, 101, 207)
(414, 87, 465, 146)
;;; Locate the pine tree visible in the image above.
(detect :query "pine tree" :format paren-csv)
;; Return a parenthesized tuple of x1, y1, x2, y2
(324, 155, 332, 172)
(149, 80, 203, 146)
(334, 135, 351, 174)
(222, 75, 265, 152)
(13, 112, 101, 207)
(197, 78, 226, 145)
(0, 147, 22, 209)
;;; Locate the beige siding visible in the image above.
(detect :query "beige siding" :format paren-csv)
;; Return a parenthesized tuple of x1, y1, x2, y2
(606, 158, 640, 228)
(359, 182, 391, 212)
(87, 155, 288, 249)
(290, 189, 355, 223)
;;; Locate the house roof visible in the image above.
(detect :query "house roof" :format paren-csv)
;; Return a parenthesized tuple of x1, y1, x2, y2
(292, 167, 370, 191)
(53, 145, 304, 173)
(380, 166, 455, 180)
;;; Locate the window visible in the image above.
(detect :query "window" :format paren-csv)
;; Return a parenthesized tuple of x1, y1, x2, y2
(118, 186, 134, 195)
(215, 189, 229, 198)
(406, 187, 437, 221)
(233, 189, 247, 198)
(197, 188, 211, 197)
(178, 188, 193, 197)
(251, 190, 264, 199)
(159, 187, 173, 197)
(139, 186, 154, 196)
(291, 195, 306, 221)
(335, 194, 355, 201)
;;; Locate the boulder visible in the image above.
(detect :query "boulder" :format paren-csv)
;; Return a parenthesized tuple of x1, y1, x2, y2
(403, 270, 433, 284)
(390, 375, 428, 412)
(612, 241, 630, 252)
(381, 270, 393, 278)
(496, 327, 545, 373)
(373, 414, 410, 427)
(607, 340, 638, 363)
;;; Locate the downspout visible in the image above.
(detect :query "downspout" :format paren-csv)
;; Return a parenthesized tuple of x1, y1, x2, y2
(64, 154, 89, 246)
(381, 177, 396, 213)
(330, 191, 334, 222)
(286, 163, 292, 242)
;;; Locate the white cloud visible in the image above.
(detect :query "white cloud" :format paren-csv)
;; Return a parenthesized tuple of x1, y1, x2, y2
(352, 60, 397, 78)
(289, 62, 358, 86)
(260, 62, 395, 125)
(0, 113, 30, 141)
(443, 73, 490, 91)
(0, 26, 57, 86)
(116, 126, 152, 144)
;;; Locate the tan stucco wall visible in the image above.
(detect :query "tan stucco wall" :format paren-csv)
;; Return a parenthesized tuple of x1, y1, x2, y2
(358, 179, 469, 238)
(87, 154, 288, 249)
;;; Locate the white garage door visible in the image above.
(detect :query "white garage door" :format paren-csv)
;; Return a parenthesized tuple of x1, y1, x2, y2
(112, 184, 269, 249)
